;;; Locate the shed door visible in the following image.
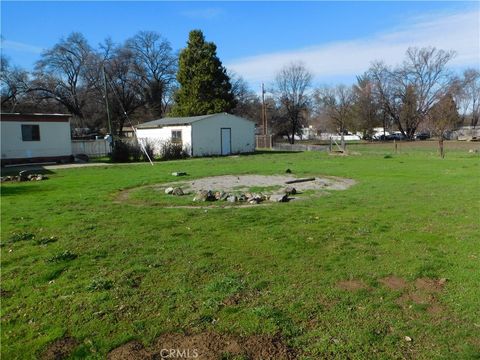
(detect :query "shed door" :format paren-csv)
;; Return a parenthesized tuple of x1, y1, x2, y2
(221, 128, 231, 155)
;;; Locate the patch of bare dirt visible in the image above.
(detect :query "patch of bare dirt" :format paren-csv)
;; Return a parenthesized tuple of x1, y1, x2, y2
(395, 278, 447, 317)
(379, 276, 408, 291)
(41, 337, 79, 360)
(114, 174, 355, 207)
(414, 278, 446, 293)
(107, 332, 296, 360)
(336, 279, 368, 291)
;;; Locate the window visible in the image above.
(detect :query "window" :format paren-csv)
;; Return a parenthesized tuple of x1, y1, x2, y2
(21, 125, 40, 141)
(171, 130, 182, 144)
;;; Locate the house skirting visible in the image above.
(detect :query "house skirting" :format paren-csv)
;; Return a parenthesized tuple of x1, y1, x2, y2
(1, 155, 73, 167)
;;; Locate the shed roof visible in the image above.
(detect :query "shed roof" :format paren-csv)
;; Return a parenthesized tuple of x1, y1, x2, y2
(0, 113, 71, 122)
(136, 114, 218, 128)
(136, 113, 255, 129)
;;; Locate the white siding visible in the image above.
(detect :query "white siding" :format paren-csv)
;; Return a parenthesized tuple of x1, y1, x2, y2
(1, 120, 72, 159)
(191, 114, 255, 156)
(135, 125, 192, 155)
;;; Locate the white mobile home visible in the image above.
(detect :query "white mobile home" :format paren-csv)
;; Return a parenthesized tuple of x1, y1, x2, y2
(135, 113, 256, 157)
(1, 113, 72, 166)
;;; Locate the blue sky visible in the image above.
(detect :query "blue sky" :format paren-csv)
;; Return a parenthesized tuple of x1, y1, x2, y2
(1, 1, 479, 90)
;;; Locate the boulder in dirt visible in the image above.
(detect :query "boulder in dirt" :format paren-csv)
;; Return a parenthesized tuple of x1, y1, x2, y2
(172, 187, 184, 196)
(270, 194, 288, 202)
(193, 190, 215, 202)
(164, 187, 174, 194)
(227, 195, 237, 203)
(284, 186, 297, 195)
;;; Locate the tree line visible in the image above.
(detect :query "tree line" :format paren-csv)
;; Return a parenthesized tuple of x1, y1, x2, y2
(1, 30, 478, 143)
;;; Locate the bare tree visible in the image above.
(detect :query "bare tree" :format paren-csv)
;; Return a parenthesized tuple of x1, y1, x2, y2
(229, 71, 262, 123)
(314, 85, 354, 149)
(352, 73, 381, 138)
(273, 62, 312, 144)
(126, 31, 177, 117)
(452, 69, 480, 127)
(429, 93, 460, 158)
(0, 56, 30, 111)
(31, 32, 96, 120)
(369, 47, 455, 138)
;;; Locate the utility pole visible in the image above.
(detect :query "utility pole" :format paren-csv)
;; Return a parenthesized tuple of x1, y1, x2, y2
(261, 83, 266, 135)
(102, 65, 112, 135)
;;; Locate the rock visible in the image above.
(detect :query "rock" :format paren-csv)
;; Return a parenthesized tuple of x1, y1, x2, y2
(220, 192, 229, 201)
(269, 194, 288, 202)
(404, 336, 412, 342)
(226, 195, 237, 203)
(238, 193, 247, 202)
(214, 191, 225, 200)
(284, 186, 297, 195)
(171, 172, 187, 176)
(172, 187, 184, 196)
(19, 170, 29, 182)
(469, 149, 478, 153)
(285, 168, 292, 173)
(244, 192, 252, 199)
(193, 190, 214, 202)
(249, 198, 261, 204)
(36, 175, 44, 181)
(164, 187, 174, 194)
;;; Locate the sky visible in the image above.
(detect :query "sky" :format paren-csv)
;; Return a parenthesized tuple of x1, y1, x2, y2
(1, 1, 479, 91)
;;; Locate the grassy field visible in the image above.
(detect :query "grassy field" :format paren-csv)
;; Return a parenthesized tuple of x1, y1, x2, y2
(1, 141, 479, 359)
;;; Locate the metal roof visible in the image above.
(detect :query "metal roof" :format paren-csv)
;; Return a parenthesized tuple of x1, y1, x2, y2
(136, 113, 220, 128)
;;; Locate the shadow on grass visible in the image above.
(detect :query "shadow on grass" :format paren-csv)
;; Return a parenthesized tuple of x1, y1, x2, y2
(1, 184, 52, 196)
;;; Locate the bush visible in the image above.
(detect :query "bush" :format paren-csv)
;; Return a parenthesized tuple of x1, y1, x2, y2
(110, 141, 131, 162)
(110, 140, 155, 163)
(160, 141, 189, 161)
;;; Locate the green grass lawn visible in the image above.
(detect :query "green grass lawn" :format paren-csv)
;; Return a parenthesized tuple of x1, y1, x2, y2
(1, 142, 479, 359)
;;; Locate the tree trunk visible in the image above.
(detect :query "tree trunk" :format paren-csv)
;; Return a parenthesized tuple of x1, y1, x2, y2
(439, 138, 445, 158)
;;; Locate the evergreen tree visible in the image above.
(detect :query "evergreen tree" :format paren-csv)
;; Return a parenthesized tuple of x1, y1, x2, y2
(171, 30, 235, 116)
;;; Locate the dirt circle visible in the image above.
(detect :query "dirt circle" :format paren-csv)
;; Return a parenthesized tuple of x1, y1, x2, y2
(116, 174, 355, 208)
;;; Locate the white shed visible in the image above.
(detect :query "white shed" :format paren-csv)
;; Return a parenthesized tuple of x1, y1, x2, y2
(135, 113, 256, 157)
(1, 113, 72, 166)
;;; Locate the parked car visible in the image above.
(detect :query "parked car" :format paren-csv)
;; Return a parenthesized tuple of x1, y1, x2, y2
(386, 132, 407, 141)
(415, 132, 430, 140)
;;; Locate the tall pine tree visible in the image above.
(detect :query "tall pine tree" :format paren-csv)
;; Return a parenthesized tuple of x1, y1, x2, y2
(171, 30, 235, 116)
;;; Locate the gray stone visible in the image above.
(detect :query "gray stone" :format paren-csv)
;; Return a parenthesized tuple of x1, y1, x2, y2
(238, 193, 247, 202)
(284, 186, 297, 195)
(220, 192, 229, 201)
(269, 194, 289, 202)
(226, 195, 237, 203)
(172, 172, 187, 176)
(193, 190, 214, 202)
(172, 187, 184, 196)
(36, 175, 44, 181)
(165, 187, 174, 194)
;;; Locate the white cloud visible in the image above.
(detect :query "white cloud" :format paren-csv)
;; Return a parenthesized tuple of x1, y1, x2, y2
(180, 7, 223, 20)
(1, 39, 44, 54)
(227, 9, 480, 87)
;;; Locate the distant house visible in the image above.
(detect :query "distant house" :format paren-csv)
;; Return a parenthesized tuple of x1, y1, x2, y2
(1, 113, 72, 166)
(135, 113, 256, 157)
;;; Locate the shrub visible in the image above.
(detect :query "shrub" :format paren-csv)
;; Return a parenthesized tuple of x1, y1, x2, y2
(110, 141, 131, 162)
(160, 140, 190, 161)
(110, 140, 156, 163)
